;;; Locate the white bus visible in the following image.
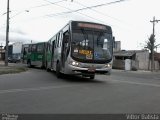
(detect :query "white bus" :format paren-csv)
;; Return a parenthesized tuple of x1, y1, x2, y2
(46, 21, 114, 79)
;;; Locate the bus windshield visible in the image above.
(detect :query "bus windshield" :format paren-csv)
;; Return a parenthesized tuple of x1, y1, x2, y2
(71, 29, 113, 63)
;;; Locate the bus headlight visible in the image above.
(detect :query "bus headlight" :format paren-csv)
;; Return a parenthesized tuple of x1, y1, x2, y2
(69, 60, 79, 67)
(104, 63, 112, 68)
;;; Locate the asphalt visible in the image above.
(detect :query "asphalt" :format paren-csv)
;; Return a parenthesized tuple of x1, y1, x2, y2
(0, 67, 160, 114)
(0, 60, 159, 74)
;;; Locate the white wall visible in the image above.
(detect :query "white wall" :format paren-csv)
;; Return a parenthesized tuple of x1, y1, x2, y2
(135, 50, 150, 70)
(12, 42, 23, 54)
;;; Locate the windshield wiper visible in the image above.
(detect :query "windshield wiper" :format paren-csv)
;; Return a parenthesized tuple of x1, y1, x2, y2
(81, 28, 88, 48)
(97, 32, 104, 47)
(81, 28, 87, 40)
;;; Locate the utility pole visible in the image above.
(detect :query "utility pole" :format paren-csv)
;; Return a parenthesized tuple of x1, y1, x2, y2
(150, 16, 160, 71)
(5, 0, 9, 66)
(0, 43, 2, 60)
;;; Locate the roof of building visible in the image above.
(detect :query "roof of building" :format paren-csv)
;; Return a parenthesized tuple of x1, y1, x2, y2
(114, 50, 148, 57)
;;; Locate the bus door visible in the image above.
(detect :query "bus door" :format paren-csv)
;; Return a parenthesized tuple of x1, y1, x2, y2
(43, 42, 47, 67)
(61, 31, 69, 68)
(51, 41, 55, 68)
(37, 43, 43, 60)
(30, 44, 36, 61)
(22, 45, 28, 63)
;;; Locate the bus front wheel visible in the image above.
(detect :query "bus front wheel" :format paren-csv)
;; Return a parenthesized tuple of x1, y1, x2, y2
(90, 75, 95, 79)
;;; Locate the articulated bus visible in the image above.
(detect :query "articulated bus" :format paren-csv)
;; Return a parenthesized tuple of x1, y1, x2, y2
(21, 42, 46, 68)
(46, 21, 114, 79)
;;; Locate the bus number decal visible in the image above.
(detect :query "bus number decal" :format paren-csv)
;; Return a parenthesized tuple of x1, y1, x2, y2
(79, 50, 92, 55)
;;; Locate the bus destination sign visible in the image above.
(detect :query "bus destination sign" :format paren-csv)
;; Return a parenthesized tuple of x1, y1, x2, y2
(78, 23, 106, 30)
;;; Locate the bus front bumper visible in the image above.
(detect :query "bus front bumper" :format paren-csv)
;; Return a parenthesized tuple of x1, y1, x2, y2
(66, 64, 112, 75)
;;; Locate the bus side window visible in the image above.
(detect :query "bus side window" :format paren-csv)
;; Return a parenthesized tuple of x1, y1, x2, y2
(55, 36, 57, 48)
(59, 32, 62, 47)
(28, 45, 31, 53)
(57, 33, 60, 47)
(63, 31, 69, 43)
(47, 43, 50, 52)
(37, 44, 43, 53)
(23, 47, 28, 55)
(31, 44, 36, 52)
(48, 40, 52, 52)
(23, 48, 26, 55)
(63, 31, 70, 58)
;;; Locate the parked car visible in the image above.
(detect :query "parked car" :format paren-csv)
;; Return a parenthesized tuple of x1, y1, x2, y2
(8, 56, 21, 63)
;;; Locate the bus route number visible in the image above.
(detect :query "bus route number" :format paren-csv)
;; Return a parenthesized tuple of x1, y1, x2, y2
(79, 50, 92, 55)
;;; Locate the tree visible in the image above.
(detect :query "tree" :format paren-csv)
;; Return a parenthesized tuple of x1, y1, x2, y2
(145, 34, 156, 71)
(146, 34, 155, 51)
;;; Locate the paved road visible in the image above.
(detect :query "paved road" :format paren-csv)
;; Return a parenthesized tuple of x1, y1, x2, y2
(0, 68, 160, 113)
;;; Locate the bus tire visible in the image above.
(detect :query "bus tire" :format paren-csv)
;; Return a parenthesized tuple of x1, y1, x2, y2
(46, 62, 50, 72)
(27, 60, 32, 68)
(90, 75, 95, 79)
(56, 62, 61, 78)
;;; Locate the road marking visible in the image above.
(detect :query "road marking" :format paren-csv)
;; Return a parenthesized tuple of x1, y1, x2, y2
(0, 85, 80, 94)
(111, 79, 160, 88)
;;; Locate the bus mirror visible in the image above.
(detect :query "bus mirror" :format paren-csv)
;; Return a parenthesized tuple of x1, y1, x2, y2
(113, 36, 115, 48)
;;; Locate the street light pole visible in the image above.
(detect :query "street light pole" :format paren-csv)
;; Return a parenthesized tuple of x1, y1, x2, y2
(5, 0, 9, 66)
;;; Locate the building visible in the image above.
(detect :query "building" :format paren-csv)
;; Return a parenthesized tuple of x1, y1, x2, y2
(0, 45, 5, 60)
(5, 42, 23, 59)
(153, 53, 160, 70)
(112, 40, 160, 71)
(2, 42, 23, 62)
(113, 50, 150, 70)
(113, 41, 121, 52)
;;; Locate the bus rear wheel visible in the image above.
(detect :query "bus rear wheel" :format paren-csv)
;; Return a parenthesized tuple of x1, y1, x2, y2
(56, 62, 61, 78)
(46, 62, 50, 72)
(27, 60, 32, 68)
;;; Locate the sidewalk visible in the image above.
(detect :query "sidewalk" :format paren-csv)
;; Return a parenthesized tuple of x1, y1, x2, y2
(112, 69, 160, 74)
(0, 61, 28, 75)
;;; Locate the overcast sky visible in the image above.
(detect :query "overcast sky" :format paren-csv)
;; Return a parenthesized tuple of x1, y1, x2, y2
(0, 0, 160, 51)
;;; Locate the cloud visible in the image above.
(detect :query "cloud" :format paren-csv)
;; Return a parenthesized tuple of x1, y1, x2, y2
(0, 31, 36, 46)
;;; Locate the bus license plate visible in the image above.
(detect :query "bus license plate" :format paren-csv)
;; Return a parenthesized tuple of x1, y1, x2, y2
(88, 68, 95, 72)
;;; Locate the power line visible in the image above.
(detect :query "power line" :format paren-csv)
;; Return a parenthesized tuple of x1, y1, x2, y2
(30, 0, 66, 9)
(44, 0, 109, 24)
(46, 0, 129, 17)
(1, 0, 129, 30)
(2, 0, 66, 16)
(0, 0, 66, 28)
(10, 10, 29, 19)
(0, 10, 29, 29)
(74, 1, 125, 23)
(44, 0, 130, 28)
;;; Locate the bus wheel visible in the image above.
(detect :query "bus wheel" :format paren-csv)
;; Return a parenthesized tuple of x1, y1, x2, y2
(90, 75, 95, 79)
(46, 62, 50, 72)
(27, 60, 32, 68)
(56, 62, 61, 78)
